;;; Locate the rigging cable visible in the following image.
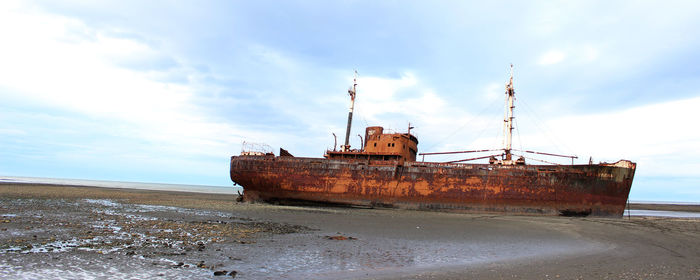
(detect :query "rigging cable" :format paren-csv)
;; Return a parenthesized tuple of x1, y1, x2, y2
(515, 154, 560, 165)
(515, 116, 523, 153)
(519, 98, 575, 157)
(422, 96, 501, 153)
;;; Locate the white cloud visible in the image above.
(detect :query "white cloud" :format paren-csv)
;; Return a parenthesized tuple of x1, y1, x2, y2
(0, 2, 249, 179)
(537, 45, 603, 66)
(353, 73, 448, 129)
(359, 73, 418, 106)
(0, 7, 189, 123)
(516, 96, 700, 177)
(581, 45, 599, 62)
(482, 82, 502, 102)
(538, 50, 566, 65)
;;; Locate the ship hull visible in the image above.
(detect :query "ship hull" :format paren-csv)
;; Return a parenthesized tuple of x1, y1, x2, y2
(230, 156, 636, 217)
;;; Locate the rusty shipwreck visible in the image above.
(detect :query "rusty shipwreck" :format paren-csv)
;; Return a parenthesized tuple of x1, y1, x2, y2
(230, 67, 636, 217)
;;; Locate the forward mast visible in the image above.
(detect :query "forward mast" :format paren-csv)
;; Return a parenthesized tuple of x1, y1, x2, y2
(499, 64, 522, 165)
(342, 70, 358, 152)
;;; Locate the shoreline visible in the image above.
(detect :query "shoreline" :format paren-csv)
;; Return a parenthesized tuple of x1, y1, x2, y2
(2, 183, 699, 279)
(0, 177, 240, 195)
(0, 182, 238, 211)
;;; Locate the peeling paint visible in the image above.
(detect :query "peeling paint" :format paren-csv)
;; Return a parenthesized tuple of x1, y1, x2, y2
(230, 155, 635, 217)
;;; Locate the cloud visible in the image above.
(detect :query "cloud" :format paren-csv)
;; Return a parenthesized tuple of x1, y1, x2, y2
(1, 0, 699, 202)
(0, 2, 252, 184)
(581, 45, 599, 62)
(354, 73, 420, 121)
(538, 45, 600, 66)
(482, 82, 503, 102)
(538, 50, 566, 65)
(0, 4, 186, 119)
(350, 72, 476, 144)
(514, 95, 700, 178)
(345, 73, 513, 160)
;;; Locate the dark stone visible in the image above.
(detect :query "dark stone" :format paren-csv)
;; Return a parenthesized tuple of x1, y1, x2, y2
(229, 270, 238, 278)
(213, 270, 228, 276)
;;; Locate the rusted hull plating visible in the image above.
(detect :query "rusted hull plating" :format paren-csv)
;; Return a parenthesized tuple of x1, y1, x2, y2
(230, 156, 636, 217)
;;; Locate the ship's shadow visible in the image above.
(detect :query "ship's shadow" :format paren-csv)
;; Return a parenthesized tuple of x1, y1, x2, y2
(261, 198, 391, 210)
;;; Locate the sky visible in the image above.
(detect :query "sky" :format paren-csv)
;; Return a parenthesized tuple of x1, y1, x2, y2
(1, 0, 699, 202)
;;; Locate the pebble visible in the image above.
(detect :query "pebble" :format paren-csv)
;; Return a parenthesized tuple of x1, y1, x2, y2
(326, 235, 357, 240)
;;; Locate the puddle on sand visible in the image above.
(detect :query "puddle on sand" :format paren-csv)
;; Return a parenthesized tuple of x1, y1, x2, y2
(208, 231, 600, 280)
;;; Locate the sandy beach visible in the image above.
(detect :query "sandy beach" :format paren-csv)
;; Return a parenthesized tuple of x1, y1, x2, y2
(1, 183, 699, 279)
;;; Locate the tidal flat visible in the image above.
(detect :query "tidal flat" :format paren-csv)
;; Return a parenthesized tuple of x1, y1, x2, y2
(1, 184, 699, 279)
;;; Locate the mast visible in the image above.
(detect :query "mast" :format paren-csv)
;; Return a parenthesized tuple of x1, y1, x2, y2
(342, 70, 358, 152)
(504, 64, 515, 161)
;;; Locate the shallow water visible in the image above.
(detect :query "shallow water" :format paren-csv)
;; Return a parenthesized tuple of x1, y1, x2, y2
(624, 209, 700, 218)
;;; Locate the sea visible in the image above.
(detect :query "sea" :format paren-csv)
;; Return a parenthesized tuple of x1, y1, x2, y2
(2, 175, 699, 218)
(0, 176, 243, 195)
(624, 209, 700, 218)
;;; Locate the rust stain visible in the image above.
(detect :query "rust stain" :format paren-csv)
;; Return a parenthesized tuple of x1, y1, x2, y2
(231, 154, 636, 217)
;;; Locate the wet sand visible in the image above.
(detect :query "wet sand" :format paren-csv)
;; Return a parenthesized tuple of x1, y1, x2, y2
(1, 183, 699, 279)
